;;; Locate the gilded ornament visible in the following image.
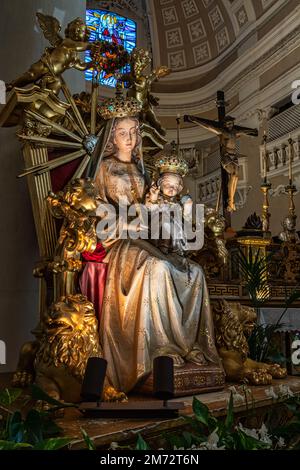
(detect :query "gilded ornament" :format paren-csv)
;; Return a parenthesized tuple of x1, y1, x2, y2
(213, 300, 287, 385)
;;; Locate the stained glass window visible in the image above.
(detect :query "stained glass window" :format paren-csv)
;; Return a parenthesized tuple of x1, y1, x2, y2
(85, 9, 137, 87)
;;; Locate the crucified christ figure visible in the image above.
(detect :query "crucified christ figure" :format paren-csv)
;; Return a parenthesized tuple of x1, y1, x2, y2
(184, 114, 258, 212)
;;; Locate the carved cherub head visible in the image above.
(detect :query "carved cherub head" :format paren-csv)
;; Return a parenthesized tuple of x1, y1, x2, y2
(65, 17, 90, 41)
(282, 215, 295, 232)
(205, 207, 226, 237)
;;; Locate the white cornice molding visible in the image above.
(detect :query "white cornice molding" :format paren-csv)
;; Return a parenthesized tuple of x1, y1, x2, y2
(231, 65, 300, 123)
(162, 63, 300, 144)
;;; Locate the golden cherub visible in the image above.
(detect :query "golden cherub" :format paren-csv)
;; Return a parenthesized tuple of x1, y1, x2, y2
(125, 47, 170, 136)
(6, 13, 94, 95)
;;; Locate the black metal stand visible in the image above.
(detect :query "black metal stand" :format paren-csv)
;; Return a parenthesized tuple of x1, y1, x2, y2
(79, 400, 185, 419)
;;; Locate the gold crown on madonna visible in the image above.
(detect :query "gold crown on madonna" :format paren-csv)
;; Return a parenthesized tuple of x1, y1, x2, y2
(155, 152, 189, 177)
(99, 92, 142, 120)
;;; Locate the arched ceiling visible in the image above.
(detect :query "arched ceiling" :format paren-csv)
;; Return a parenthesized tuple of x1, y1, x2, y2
(148, 0, 292, 91)
(152, 0, 238, 70)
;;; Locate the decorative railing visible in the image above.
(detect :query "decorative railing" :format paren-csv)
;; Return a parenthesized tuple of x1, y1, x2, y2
(197, 170, 221, 204)
(268, 105, 300, 142)
(196, 156, 251, 209)
(260, 131, 300, 190)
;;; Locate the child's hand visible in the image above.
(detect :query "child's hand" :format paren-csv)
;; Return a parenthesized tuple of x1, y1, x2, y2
(181, 195, 193, 206)
(148, 183, 160, 203)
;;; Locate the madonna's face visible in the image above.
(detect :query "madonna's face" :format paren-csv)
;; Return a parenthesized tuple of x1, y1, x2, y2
(113, 119, 138, 155)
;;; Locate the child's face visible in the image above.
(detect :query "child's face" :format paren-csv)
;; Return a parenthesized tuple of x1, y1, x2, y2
(159, 173, 183, 197)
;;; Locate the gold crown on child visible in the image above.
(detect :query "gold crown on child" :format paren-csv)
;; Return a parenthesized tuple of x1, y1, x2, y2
(155, 153, 189, 177)
(99, 90, 142, 120)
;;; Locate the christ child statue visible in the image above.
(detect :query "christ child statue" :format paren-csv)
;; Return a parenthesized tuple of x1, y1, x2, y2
(145, 153, 192, 256)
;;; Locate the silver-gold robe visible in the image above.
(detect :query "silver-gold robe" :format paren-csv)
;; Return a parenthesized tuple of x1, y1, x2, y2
(95, 156, 220, 392)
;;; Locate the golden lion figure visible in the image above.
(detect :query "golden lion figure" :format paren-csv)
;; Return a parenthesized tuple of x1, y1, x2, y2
(13, 179, 126, 403)
(213, 300, 287, 385)
(46, 178, 99, 299)
(13, 294, 126, 403)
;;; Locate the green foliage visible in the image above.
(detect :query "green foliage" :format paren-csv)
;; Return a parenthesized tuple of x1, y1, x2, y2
(0, 441, 33, 450)
(189, 394, 269, 450)
(269, 396, 300, 448)
(248, 288, 300, 362)
(237, 247, 300, 362)
(132, 393, 300, 450)
(237, 247, 272, 308)
(32, 438, 73, 450)
(192, 395, 217, 429)
(30, 384, 75, 409)
(0, 388, 22, 407)
(159, 394, 272, 450)
(135, 434, 150, 450)
(0, 385, 76, 451)
(248, 323, 283, 363)
(81, 428, 96, 450)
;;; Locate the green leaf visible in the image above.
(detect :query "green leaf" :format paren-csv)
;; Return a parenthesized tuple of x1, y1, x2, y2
(182, 415, 207, 434)
(81, 428, 96, 450)
(236, 247, 274, 308)
(8, 411, 24, 443)
(290, 438, 300, 450)
(165, 433, 186, 449)
(0, 388, 22, 407)
(235, 430, 271, 450)
(135, 434, 150, 450)
(30, 384, 75, 409)
(0, 440, 33, 450)
(33, 437, 73, 450)
(192, 397, 217, 431)
(182, 431, 193, 448)
(220, 432, 235, 449)
(272, 421, 300, 437)
(24, 409, 43, 444)
(248, 322, 286, 362)
(192, 397, 210, 426)
(39, 416, 62, 438)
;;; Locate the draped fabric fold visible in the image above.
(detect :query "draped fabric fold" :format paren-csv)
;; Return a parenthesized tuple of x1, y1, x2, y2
(80, 261, 108, 326)
(90, 156, 221, 393)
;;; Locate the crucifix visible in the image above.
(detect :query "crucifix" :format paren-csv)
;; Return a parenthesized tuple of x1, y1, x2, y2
(184, 91, 258, 225)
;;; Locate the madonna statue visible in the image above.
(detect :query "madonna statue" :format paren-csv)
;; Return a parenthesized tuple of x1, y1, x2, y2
(82, 95, 221, 393)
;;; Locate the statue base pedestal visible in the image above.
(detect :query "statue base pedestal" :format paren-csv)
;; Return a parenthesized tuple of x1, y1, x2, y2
(64, 376, 300, 449)
(135, 362, 225, 397)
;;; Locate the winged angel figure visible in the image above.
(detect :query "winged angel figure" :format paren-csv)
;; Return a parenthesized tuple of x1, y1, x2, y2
(6, 13, 94, 95)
